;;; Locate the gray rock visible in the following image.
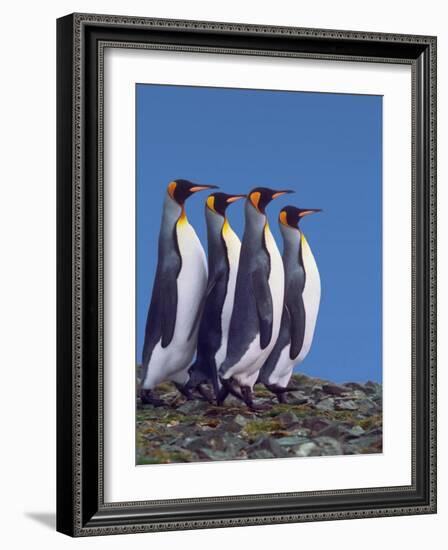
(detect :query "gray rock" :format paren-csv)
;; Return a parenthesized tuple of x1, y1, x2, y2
(348, 434, 382, 451)
(197, 448, 232, 461)
(248, 449, 275, 460)
(347, 425, 366, 437)
(295, 427, 311, 437)
(302, 416, 331, 433)
(315, 398, 335, 411)
(277, 411, 300, 428)
(288, 391, 309, 405)
(357, 399, 378, 415)
(335, 399, 358, 411)
(318, 422, 345, 439)
(222, 419, 245, 433)
(322, 383, 349, 396)
(233, 414, 250, 427)
(226, 395, 246, 406)
(276, 435, 309, 446)
(176, 400, 208, 415)
(366, 427, 383, 437)
(183, 435, 214, 451)
(312, 436, 344, 456)
(351, 389, 367, 399)
(293, 441, 318, 457)
(248, 436, 288, 458)
(365, 381, 382, 396)
(344, 382, 367, 392)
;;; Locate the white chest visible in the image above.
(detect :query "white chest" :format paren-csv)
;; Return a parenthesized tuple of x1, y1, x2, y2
(175, 220, 208, 337)
(296, 234, 321, 363)
(214, 224, 241, 367)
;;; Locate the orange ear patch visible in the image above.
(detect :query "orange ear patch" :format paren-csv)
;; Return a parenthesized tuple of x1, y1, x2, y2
(167, 181, 176, 198)
(206, 196, 216, 212)
(250, 191, 261, 211)
(279, 211, 289, 226)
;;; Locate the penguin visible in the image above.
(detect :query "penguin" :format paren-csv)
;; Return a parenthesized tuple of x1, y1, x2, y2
(218, 187, 293, 410)
(140, 179, 218, 406)
(186, 192, 246, 402)
(258, 206, 321, 402)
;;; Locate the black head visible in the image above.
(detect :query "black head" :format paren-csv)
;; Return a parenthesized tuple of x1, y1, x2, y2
(167, 179, 218, 205)
(206, 192, 246, 216)
(248, 187, 294, 214)
(279, 205, 322, 228)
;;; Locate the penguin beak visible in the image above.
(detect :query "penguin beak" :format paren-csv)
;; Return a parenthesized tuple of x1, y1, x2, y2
(272, 189, 295, 199)
(189, 184, 219, 193)
(226, 194, 246, 203)
(299, 208, 322, 217)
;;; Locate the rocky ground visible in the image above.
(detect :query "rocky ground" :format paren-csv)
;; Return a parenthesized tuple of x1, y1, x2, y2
(136, 373, 382, 464)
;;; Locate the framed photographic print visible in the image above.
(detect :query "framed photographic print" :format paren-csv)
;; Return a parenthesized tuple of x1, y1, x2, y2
(56, 13, 437, 536)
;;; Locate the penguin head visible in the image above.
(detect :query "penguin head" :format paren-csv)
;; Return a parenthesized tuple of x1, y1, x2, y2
(248, 187, 294, 214)
(206, 192, 246, 217)
(279, 206, 322, 228)
(167, 179, 218, 205)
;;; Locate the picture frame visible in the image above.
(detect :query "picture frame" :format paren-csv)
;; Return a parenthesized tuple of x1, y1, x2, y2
(56, 12, 437, 537)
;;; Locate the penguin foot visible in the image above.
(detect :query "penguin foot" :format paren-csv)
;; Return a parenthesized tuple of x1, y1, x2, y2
(241, 386, 270, 412)
(276, 392, 288, 404)
(221, 377, 244, 401)
(140, 389, 166, 407)
(265, 383, 292, 395)
(216, 386, 230, 406)
(174, 382, 194, 401)
(197, 384, 215, 404)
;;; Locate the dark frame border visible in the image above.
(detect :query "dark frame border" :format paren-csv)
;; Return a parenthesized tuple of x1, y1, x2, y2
(57, 13, 437, 537)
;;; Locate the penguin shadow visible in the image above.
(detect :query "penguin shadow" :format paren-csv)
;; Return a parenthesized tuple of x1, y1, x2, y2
(25, 511, 56, 530)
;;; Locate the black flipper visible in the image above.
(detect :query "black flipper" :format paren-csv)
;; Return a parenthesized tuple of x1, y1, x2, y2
(286, 277, 306, 359)
(251, 268, 273, 349)
(160, 274, 178, 348)
(142, 253, 181, 367)
(289, 300, 306, 359)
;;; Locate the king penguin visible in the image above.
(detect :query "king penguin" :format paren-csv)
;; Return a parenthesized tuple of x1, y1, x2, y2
(258, 206, 321, 402)
(140, 179, 218, 406)
(218, 187, 293, 409)
(186, 192, 246, 402)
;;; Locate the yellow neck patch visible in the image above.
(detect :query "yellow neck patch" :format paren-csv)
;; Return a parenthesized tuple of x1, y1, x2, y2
(177, 206, 188, 226)
(222, 217, 230, 236)
(264, 221, 271, 236)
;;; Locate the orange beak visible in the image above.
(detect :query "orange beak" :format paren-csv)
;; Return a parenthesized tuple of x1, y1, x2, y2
(189, 184, 219, 193)
(272, 189, 294, 199)
(226, 194, 246, 203)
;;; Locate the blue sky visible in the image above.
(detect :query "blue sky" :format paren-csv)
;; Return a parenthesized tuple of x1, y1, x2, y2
(136, 84, 382, 383)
